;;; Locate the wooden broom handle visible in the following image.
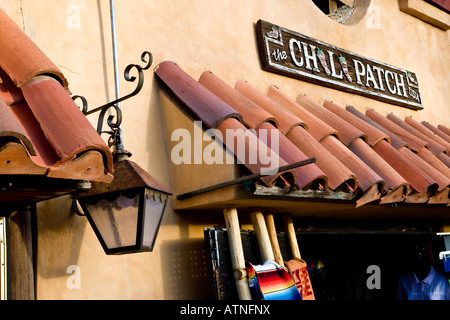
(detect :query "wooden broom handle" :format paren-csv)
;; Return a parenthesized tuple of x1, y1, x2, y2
(265, 214, 284, 266)
(250, 211, 274, 262)
(283, 214, 301, 259)
(223, 208, 252, 300)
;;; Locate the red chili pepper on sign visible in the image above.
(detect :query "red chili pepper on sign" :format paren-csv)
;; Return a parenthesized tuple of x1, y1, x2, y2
(339, 54, 352, 82)
(316, 48, 331, 76)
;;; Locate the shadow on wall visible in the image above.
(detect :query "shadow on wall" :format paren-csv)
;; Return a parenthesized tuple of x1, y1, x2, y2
(160, 238, 213, 299)
(36, 195, 87, 279)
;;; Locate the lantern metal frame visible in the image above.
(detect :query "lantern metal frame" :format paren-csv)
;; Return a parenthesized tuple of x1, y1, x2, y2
(71, 50, 171, 255)
(73, 158, 170, 255)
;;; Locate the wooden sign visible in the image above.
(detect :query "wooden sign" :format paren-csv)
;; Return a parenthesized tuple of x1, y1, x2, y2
(256, 20, 423, 110)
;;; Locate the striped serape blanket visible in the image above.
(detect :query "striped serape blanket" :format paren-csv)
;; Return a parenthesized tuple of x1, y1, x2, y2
(246, 260, 302, 300)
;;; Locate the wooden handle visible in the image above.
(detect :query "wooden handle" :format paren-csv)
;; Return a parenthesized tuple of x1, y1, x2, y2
(223, 208, 252, 300)
(250, 211, 274, 262)
(265, 214, 284, 266)
(283, 214, 301, 259)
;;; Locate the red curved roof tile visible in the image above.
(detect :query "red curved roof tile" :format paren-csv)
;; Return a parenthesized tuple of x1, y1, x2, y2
(8, 101, 58, 167)
(154, 62, 292, 187)
(199, 71, 278, 129)
(320, 134, 383, 193)
(0, 10, 114, 188)
(295, 94, 368, 147)
(345, 105, 409, 150)
(0, 98, 35, 155)
(154, 61, 243, 128)
(323, 101, 390, 147)
(267, 86, 340, 142)
(232, 81, 329, 189)
(234, 80, 307, 134)
(257, 122, 327, 190)
(348, 138, 409, 195)
(416, 147, 450, 180)
(386, 113, 446, 155)
(421, 121, 450, 144)
(216, 118, 294, 187)
(437, 152, 450, 168)
(156, 60, 449, 207)
(399, 147, 450, 191)
(405, 116, 450, 153)
(0, 69, 24, 106)
(366, 108, 428, 152)
(196, 71, 327, 190)
(333, 104, 442, 198)
(0, 9, 68, 89)
(21, 76, 113, 172)
(372, 140, 437, 194)
(286, 126, 357, 191)
(438, 125, 450, 137)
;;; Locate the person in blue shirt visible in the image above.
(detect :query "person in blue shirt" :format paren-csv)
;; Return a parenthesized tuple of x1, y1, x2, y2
(397, 243, 450, 300)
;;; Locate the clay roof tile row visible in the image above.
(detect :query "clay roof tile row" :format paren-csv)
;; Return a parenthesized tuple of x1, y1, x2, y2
(155, 61, 450, 208)
(0, 9, 113, 188)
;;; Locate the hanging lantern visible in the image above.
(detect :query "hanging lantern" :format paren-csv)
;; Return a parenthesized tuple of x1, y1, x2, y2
(73, 158, 171, 255)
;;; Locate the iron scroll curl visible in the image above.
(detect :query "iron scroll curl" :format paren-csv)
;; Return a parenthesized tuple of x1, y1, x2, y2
(72, 51, 153, 145)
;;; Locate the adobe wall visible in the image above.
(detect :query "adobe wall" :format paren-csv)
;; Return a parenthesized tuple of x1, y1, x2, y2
(0, 0, 448, 299)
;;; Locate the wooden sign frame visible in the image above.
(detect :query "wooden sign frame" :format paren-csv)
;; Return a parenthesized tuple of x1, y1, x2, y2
(256, 20, 423, 110)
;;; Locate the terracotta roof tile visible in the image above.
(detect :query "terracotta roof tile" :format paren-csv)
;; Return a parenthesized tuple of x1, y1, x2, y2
(345, 105, 409, 150)
(22, 76, 113, 169)
(287, 95, 410, 202)
(323, 101, 390, 147)
(267, 86, 340, 142)
(0, 98, 35, 155)
(320, 134, 383, 197)
(0, 68, 24, 106)
(421, 121, 450, 144)
(154, 61, 242, 128)
(197, 71, 326, 190)
(154, 61, 290, 187)
(436, 152, 450, 168)
(398, 146, 450, 191)
(233, 81, 328, 189)
(0, 9, 68, 89)
(366, 108, 428, 152)
(285, 126, 356, 191)
(234, 80, 307, 134)
(216, 118, 294, 187)
(387, 113, 446, 155)
(295, 94, 368, 147)
(199, 72, 278, 129)
(405, 116, 450, 153)
(372, 139, 438, 194)
(320, 101, 437, 195)
(348, 137, 408, 198)
(415, 147, 450, 180)
(0, 10, 114, 187)
(263, 88, 357, 191)
(156, 61, 450, 207)
(8, 101, 59, 167)
(438, 124, 450, 137)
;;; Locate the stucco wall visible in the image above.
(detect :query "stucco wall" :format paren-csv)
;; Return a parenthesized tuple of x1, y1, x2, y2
(1, 0, 449, 299)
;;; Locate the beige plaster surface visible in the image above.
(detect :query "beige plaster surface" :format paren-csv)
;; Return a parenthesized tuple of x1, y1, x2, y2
(0, 0, 449, 299)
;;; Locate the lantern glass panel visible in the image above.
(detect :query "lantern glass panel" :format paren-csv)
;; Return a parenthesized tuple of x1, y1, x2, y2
(141, 189, 167, 249)
(84, 191, 140, 249)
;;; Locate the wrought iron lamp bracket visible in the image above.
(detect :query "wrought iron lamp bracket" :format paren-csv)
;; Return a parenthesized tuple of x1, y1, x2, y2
(72, 51, 153, 148)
